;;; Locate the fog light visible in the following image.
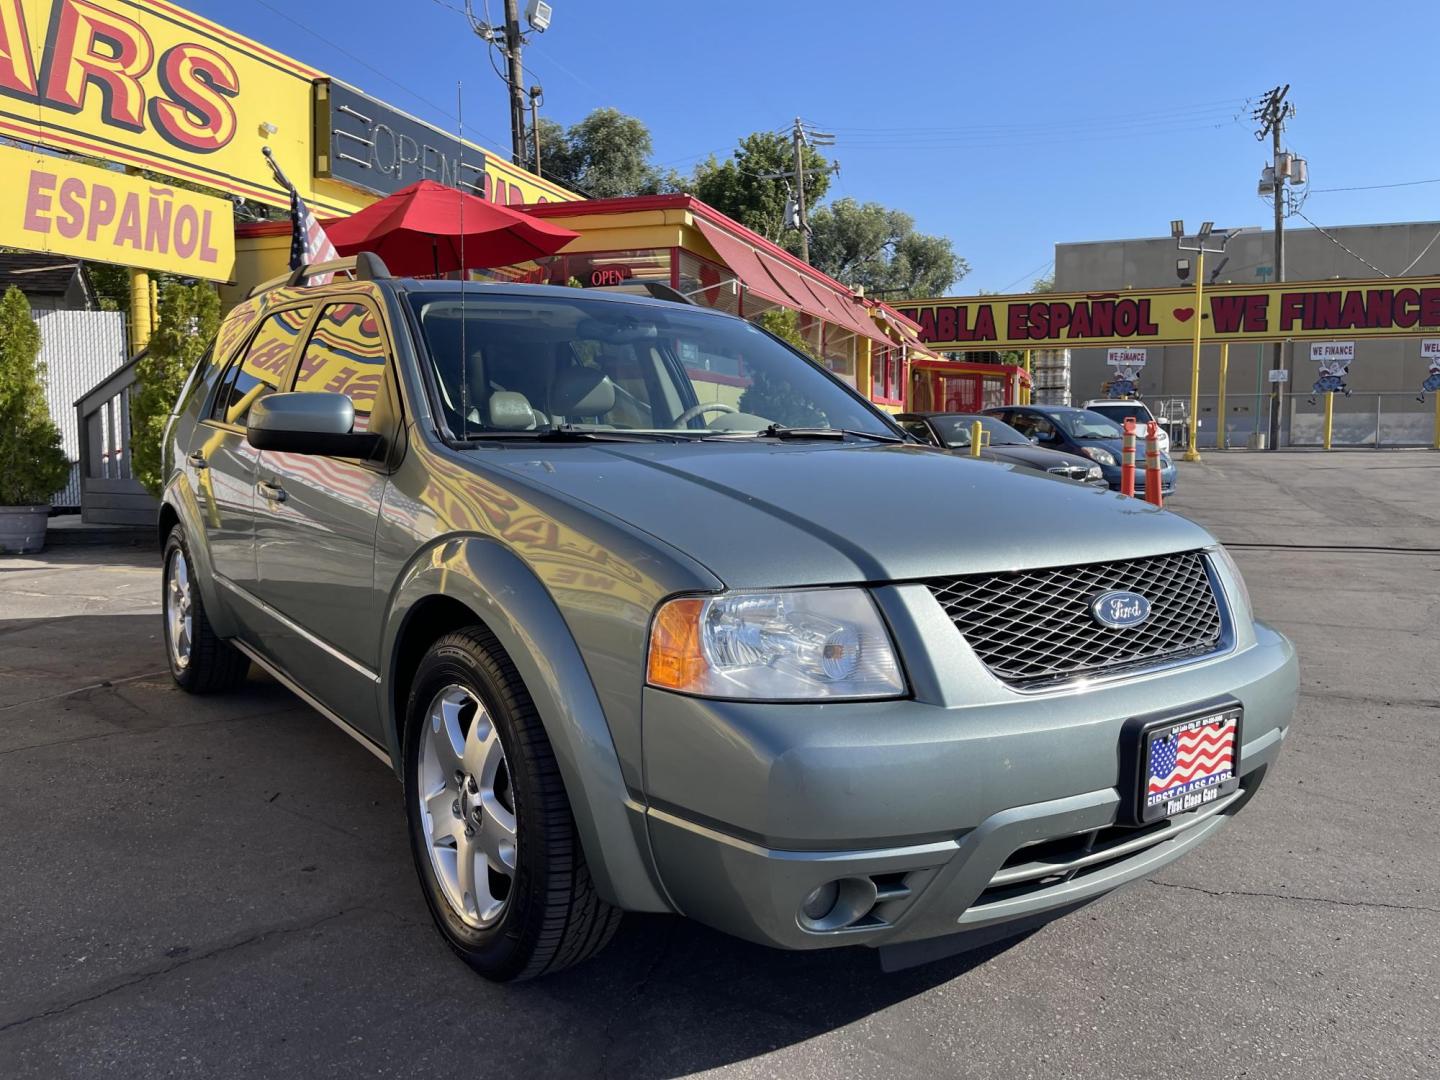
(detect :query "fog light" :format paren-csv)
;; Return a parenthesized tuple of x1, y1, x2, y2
(801, 881, 839, 921)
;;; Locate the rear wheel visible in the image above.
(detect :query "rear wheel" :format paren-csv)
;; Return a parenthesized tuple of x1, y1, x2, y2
(162, 526, 249, 694)
(403, 626, 621, 981)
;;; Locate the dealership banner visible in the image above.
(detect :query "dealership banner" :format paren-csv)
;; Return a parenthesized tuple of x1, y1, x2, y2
(1, 143, 234, 279)
(898, 277, 1440, 349)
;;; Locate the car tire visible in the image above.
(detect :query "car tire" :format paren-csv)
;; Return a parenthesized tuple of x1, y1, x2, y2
(403, 626, 622, 981)
(162, 525, 250, 694)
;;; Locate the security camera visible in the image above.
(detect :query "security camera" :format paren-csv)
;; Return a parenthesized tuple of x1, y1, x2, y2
(526, 0, 552, 31)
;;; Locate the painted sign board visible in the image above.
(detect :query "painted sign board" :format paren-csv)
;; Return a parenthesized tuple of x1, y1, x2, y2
(1267, 368, 1290, 383)
(0, 143, 234, 279)
(1420, 339, 1440, 359)
(1106, 348, 1147, 366)
(314, 80, 575, 206)
(897, 277, 1440, 349)
(1309, 341, 1355, 362)
(0, 0, 374, 214)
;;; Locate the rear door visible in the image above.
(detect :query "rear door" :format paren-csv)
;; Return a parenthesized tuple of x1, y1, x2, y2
(188, 304, 312, 605)
(252, 296, 398, 736)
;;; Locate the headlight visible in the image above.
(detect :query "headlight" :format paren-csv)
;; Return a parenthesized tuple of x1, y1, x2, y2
(1082, 446, 1117, 466)
(1086, 464, 1104, 481)
(647, 589, 906, 700)
(1210, 544, 1253, 624)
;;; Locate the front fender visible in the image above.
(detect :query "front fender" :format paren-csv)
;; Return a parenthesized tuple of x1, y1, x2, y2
(382, 536, 672, 914)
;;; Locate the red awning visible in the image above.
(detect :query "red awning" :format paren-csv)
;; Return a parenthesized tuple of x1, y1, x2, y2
(692, 218, 794, 310)
(694, 217, 893, 347)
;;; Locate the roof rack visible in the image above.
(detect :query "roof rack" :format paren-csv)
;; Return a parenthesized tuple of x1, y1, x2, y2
(247, 251, 391, 298)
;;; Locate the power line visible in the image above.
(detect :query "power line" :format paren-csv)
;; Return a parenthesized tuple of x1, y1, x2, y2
(246, 0, 510, 153)
(996, 258, 1054, 294)
(1311, 176, 1440, 193)
(1289, 208, 1391, 277)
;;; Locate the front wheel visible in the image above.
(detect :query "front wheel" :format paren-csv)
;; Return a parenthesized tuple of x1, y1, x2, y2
(403, 626, 621, 981)
(162, 526, 249, 694)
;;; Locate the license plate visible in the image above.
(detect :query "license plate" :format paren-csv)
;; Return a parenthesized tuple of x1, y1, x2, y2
(1135, 706, 1242, 823)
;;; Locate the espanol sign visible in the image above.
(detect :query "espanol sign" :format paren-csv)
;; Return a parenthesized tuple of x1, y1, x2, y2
(1, 143, 234, 279)
(898, 277, 1440, 349)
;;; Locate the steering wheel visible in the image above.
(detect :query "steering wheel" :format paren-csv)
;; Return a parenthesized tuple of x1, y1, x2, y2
(674, 401, 738, 426)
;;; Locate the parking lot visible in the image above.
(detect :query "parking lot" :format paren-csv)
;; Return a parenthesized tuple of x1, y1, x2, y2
(1, 451, 1436, 1080)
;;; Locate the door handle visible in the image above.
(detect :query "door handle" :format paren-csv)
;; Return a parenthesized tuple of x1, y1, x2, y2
(187, 452, 207, 470)
(257, 480, 287, 504)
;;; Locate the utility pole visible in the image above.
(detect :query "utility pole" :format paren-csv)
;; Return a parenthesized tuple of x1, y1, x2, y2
(792, 118, 810, 263)
(467, 0, 550, 171)
(1254, 85, 1293, 450)
(503, 0, 525, 166)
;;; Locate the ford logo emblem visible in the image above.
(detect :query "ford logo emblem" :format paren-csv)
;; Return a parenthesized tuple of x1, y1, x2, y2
(1090, 590, 1151, 628)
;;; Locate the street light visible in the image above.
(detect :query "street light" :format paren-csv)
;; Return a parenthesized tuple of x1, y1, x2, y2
(1172, 223, 1243, 462)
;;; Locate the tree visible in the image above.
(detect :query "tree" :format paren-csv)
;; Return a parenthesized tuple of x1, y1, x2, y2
(689, 131, 830, 243)
(1031, 272, 1055, 293)
(130, 281, 221, 496)
(529, 108, 674, 198)
(0, 287, 69, 505)
(806, 197, 966, 299)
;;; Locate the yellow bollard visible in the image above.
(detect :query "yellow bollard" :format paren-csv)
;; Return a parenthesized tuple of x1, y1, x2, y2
(1434, 392, 1440, 450)
(1323, 391, 1335, 450)
(1022, 348, 1032, 405)
(970, 419, 983, 458)
(1216, 342, 1229, 450)
(1184, 251, 1204, 462)
(129, 269, 152, 354)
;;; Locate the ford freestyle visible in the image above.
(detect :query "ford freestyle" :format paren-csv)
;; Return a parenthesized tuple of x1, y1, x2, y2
(158, 255, 1297, 981)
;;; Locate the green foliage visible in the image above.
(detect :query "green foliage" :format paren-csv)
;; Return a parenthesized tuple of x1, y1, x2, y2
(1031, 273, 1055, 294)
(0, 287, 69, 505)
(806, 197, 966, 299)
(531, 108, 677, 198)
(689, 132, 830, 242)
(130, 281, 220, 496)
(738, 309, 828, 427)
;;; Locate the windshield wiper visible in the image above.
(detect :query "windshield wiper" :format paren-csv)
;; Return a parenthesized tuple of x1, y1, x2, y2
(708, 423, 904, 443)
(457, 425, 684, 444)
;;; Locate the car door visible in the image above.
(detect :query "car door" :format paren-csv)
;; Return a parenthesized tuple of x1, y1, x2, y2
(252, 296, 398, 738)
(187, 304, 313, 617)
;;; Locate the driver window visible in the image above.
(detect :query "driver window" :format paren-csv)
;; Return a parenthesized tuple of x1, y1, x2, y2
(1031, 418, 1057, 442)
(293, 302, 389, 432)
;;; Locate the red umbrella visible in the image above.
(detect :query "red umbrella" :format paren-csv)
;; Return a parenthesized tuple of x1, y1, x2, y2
(323, 180, 578, 275)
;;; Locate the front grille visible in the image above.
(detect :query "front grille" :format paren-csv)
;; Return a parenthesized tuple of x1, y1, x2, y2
(927, 550, 1224, 686)
(1046, 464, 1091, 481)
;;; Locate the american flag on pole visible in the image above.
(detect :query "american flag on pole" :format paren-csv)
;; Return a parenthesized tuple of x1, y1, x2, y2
(263, 147, 338, 284)
(1147, 715, 1237, 805)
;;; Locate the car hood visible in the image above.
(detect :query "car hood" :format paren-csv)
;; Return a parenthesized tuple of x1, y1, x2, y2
(979, 444, 1094, 472)
(487, 441, 1211, 589)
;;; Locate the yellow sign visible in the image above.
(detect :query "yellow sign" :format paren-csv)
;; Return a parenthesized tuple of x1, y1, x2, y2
(0, 0, 364, 214)
(898, 277, 1440, 349)
(0, 143, 235, 279)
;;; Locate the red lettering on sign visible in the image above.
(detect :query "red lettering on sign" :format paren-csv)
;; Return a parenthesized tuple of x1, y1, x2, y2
(936, 307, 956, 341)
(1421, 288, 1440, 327)
(973, 305, 996, 341)
(23, 169, 55, 232)
(40, 0, 154, 133)
(55, 176, 85, 238)
(0, 0, 39, 98)
(1394, 288, 1420, 329)
(150, 43, 238, 153)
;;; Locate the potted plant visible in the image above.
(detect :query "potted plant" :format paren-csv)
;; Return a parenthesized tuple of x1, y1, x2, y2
(0, 286, 70, 554)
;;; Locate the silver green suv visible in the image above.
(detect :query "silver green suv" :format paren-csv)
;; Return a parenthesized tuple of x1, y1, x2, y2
(158, 256, 1297, 981)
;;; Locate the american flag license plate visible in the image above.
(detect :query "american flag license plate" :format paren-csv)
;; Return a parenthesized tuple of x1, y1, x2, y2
(1140, 708, 1242, 822)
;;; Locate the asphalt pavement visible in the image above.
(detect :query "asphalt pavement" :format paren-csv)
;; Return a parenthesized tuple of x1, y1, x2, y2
(1, 450, 1436, 1079)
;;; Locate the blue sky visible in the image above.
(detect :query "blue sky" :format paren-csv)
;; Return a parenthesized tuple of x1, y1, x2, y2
(196, 0, 1439, 294)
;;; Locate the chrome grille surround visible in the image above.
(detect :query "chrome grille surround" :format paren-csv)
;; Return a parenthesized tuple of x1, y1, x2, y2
(1046, 464, 1092, 481)
(927, 550, 1226, 687)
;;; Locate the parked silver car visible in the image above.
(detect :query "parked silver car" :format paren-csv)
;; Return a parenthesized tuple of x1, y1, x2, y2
(158, 257, 1297, 981)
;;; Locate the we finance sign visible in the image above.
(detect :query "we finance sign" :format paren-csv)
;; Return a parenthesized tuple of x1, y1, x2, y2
(0, 0, 361, 214)
(899, 277, 1440, 349)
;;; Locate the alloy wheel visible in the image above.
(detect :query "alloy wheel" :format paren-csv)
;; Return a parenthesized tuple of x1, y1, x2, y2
(165, 548, 193, 671)
(418, 684, 518, 928)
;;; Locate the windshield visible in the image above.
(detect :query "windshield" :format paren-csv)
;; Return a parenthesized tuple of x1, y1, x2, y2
(407, 293, 894, 440)
(1053, 409, 1125, 439)
(1088, 402, 1155, 425)
(930, 415, 1029, 448)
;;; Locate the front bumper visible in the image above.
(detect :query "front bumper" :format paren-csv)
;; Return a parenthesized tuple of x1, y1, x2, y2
(638, 601, 1296, 953)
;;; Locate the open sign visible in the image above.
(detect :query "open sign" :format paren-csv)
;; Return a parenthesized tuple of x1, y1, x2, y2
(589, 267, 633, 287)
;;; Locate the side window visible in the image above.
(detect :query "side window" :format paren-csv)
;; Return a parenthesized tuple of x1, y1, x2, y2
(1031, 418, 1058, 442)
(901, 420, 934, 444)
(293, 302, 388, 431)
(210, 306, 313, 427)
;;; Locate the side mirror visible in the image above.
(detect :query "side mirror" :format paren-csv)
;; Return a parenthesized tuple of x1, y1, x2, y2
(246, 392, 382, 458)
(1028, 435, 1040, 444)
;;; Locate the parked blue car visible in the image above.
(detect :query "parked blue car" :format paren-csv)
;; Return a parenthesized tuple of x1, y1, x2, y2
(986, 404, 1177, 496)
